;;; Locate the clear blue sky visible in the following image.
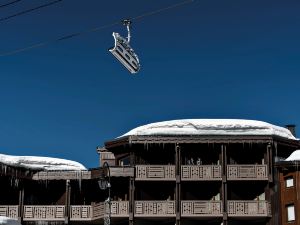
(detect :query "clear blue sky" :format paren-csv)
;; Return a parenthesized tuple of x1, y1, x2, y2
(0, 0, 299, 168)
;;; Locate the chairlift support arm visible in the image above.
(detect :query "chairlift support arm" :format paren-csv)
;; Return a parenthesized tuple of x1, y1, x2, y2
(123, 19, 131, 43)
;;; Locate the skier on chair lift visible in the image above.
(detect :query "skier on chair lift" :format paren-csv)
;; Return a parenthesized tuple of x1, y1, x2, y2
(109, 19, 141, 74)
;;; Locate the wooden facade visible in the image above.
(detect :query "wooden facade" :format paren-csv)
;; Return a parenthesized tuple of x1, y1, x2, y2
(276, 161, 300, 225)
(0, 133, 299, 225)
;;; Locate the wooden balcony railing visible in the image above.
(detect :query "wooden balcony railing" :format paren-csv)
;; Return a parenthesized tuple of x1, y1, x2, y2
(70, 205, 92, 221)
(0, 205, 18, 219)
(227, 165, 268, 180)
(92, 202, 105, 220)
(32, 170, 91, 180)
(23, 205, 65, 221)
(181, 201, 222, 217)
(181, 165, 222, 181)
(135, 201, 175, 217)
(228, 201, 271, 217)
(111, 201, 129, 217)
(135, 165, 175, 181)
(110, 167, 134, 177)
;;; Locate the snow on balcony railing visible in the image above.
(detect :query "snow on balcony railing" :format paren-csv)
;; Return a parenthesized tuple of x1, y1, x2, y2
(181, 165, 222, 181)
(0, 206, 18, 219)
(181, 201, 222, 217)
(135, 165, 175, 181)
(227, 201, 271, 217)
(227, 165, 268, 180)
(23, 205, 65, 221)
(135, 201, 175, 217)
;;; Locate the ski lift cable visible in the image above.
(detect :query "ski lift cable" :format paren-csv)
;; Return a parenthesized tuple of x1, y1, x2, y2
(131, 0, 194, 21)
(0, 0, 22, 9)
(0, 0, 63, 23)
(0, 0, 194, 57)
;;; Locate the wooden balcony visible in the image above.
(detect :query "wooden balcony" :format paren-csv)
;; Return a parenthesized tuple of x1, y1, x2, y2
(135, 165, 175, 181)
(0, 205, 18, 219)
(181, 201, 222, 217)
(1, 202, 128, 222)
(227, 165, 268, 180)
(181, 165, 222, 181)
(23, 205, 65, 221)
(135, 201, 175, 217)
(228, 201, 271, 217)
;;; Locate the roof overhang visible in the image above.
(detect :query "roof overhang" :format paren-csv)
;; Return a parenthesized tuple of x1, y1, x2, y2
(275, 160, 300, 169)
(105, 135, 300, 149)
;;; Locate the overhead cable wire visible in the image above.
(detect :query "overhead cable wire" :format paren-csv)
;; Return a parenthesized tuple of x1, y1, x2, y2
(0, 0, 63, 22)
(0, 0, 22, 9)
(131, 0, 194, 21)
(0, 0, 194, 57)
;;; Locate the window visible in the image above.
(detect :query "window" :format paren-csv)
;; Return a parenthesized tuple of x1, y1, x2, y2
(287, 204, 295, 222)
(285, 177, 294, 188)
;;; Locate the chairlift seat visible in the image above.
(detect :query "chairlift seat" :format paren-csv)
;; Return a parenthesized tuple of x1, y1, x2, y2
(109, 32, 140, 74)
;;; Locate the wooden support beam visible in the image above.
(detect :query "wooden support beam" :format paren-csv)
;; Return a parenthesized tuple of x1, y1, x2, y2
(65, 179, 70, 224)
(18, 187, 24, 223)
(221, 144, 228, 225)
(175, 143, 181, 225)
(129, 147, 135, 225)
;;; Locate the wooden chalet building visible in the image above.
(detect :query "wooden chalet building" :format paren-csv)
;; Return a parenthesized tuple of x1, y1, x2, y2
(275, 150, 300, 225)
(0, 119, 299, 225)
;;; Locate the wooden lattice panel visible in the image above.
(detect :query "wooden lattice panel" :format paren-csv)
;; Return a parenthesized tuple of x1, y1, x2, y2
(70, 205, 92, 220)
(110, 201, 129, 217)
(92, 202, 105, 219)
(227, 165, 268, 180)
(0, 206, 18, 218)
(181, 165, 222, 180)
(135, 201, 175, 217)
(23, 206, 65, 221)
(135, 165, 175, 180)
(181, 201, 222, 217)
(256, 165, 267, 178)
(227, 201, 270, 217)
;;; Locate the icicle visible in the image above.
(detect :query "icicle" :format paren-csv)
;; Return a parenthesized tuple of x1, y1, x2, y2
(15, 178, 19, 188)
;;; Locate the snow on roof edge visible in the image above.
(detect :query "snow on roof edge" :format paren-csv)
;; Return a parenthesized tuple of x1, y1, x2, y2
(120, 119, 297, 140)
(285, 150, 300, 161)
(0, 153, 87, 171)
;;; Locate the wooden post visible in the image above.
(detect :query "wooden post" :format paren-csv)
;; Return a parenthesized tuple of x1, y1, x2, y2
(268, 143, 273, 183)
(18, 186, 24, 223)
(129, 147, 135, 225)
(221, 144, 228, 225)
(175, 143, 181, 225)
(65, 179, 71, 224)
(129, 177, 135, 225)
(267, 142, 276, 225)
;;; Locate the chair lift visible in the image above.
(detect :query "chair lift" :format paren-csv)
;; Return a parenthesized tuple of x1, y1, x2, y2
(109, 19, 141, 74)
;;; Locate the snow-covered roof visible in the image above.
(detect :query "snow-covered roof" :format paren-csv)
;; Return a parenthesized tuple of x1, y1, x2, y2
(0, 216, 21, 225)
(121, 119, 296, 140)
(285, 150, 300, 161)
(0, 153, 87, 171)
